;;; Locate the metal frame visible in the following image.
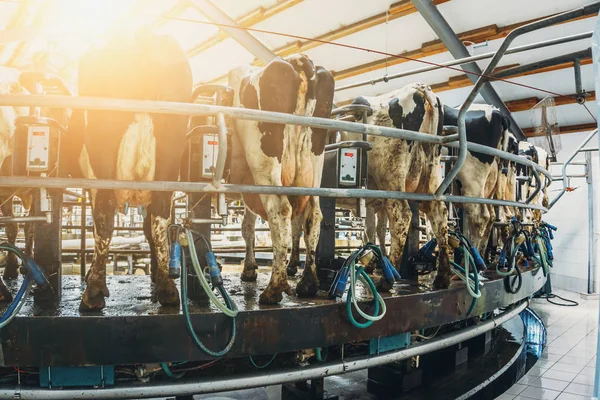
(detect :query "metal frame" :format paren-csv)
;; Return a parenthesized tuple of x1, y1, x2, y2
(411, 0, 524, 140)
(335, 31, 594, 92)
(0, 94, 552, 213)
(437, 1, 600, 196)
(0, 301, 528, 399)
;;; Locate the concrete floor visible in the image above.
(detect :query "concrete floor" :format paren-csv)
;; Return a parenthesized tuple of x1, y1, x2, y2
(496, 290, 599, 400)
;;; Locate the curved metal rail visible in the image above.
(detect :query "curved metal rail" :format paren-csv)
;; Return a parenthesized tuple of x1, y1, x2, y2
(437, 1, 600, 196)
(0, 301, 528, 399)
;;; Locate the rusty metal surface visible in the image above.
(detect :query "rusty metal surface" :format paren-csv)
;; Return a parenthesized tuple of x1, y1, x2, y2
(0, 270, 545, 366)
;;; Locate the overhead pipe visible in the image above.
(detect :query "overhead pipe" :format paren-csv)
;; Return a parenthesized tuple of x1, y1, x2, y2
(0, 301, 528, 399)
(189, 0, 275, 64)
(433, 1, 600, 196)
(492, 48, 592, 79)
(410, 0, 525, 140)
(335, 31, 594, 92)
(549, 129, 598, 208)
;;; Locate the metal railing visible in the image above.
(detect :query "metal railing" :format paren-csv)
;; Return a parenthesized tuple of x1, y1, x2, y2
(0, 95, 551, 213)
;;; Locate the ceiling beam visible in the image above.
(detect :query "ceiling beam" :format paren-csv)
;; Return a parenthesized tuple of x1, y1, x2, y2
(186, 0, 303, 58)
(190, 0, 275, 64)
(331, 13, 594, 81)
(411, 0, 522, 139)
(203, 9, 593, 86)
(524, 123, 597, 136)
(336, 56, 592, 106)
(505, 91, 595, 113)
(250, 0, 450, 62)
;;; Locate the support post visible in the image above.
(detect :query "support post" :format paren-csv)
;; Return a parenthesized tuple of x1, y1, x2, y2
(410, 0, 524, 140)
(80, 191, 86, 279)
(33, 188, 62, 303)
(586, 151, 595, 294)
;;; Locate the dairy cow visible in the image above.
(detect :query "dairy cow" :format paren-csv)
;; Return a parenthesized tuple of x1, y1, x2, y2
(65, 31, 193, 310)
(331, 83, 451, 289)
(227, 54, 335, 304)
(444, 104, 513, 254)
(0, 67, 36, 300)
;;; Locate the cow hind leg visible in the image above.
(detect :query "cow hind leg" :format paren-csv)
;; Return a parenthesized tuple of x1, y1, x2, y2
(1, 199, 19, 279)
(462, 203, 490, 255)
(259, 195, 292, 305)
(296, 197, 321, 298)
(286, 214, 303, 277)
(421, 200, 451, 289)
(241, 210, 258, 282)
(143, 214, 158, 281)
(150, 198, 179, 306)
(80, 191, 114, 311)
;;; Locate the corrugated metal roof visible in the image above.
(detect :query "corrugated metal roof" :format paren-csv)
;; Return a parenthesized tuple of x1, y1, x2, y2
(0, 0, 596, 132)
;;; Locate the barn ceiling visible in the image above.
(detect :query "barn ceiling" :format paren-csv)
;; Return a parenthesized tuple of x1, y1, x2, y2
(0, 0, 597, 135)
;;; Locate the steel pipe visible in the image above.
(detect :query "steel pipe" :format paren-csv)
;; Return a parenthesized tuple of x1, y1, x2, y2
(335, 31, 594, 92)
(410, 0, 523, 139)
(492, 48, 592, 79)
(0, 301, 527, 399)
(436, 1, 600, 195)
(189, 0, 275, 64)
(0, 95, 552, 182)
(549, 129, 598, 208)
(0, 176, 549, 212)
(0, 216, 47, 223)
(0, 94, 448, 145)
(213, 112, 227, 187)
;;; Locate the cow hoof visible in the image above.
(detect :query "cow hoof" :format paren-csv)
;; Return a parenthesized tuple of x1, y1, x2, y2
(0, 283, 12, 303)
(259, 281, 291, 305)
(80, 281, 109, 311)
(433, 273, 451, 290)
(376, 278, 393, 293)
(156, 281, 180, 306)
(286, 261, 300, 277)
(240, 266, 258, 282)
(259, 289, 283, 305)
(296, 272, 319, 298)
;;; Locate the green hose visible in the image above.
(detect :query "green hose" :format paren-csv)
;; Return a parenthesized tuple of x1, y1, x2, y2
(174, 225, 238, 358)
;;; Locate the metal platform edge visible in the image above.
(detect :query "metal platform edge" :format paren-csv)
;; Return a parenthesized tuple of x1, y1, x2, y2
(0, 270, 546, 366)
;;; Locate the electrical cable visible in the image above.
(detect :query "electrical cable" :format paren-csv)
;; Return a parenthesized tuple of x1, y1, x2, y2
(539, 293, 579, 307)
(145, 13, 589, 103)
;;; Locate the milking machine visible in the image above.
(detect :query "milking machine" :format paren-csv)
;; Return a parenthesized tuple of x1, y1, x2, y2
(8, 73, 70, 300)
(328, 243, 399, 328)
(174, 84, 239, 357)
(168, 223, 238, 357)
(497, 218, 557, 295)
(315, 103, 373, 289)
(183, 85, 232, 300)
(0, 243, 48, 328)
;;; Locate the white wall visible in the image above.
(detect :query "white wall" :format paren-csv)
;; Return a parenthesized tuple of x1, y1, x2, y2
(543, 130, 600, 294)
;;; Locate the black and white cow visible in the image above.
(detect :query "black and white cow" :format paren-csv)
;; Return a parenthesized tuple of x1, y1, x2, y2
(227, 54, 335, 304)
(65, 31, 193, 310)
(443, 104, 512, 253)
(333, 83, 451, 289)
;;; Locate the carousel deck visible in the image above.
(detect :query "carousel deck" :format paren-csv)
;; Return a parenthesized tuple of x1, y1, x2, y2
(0, 268, 546, 366)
